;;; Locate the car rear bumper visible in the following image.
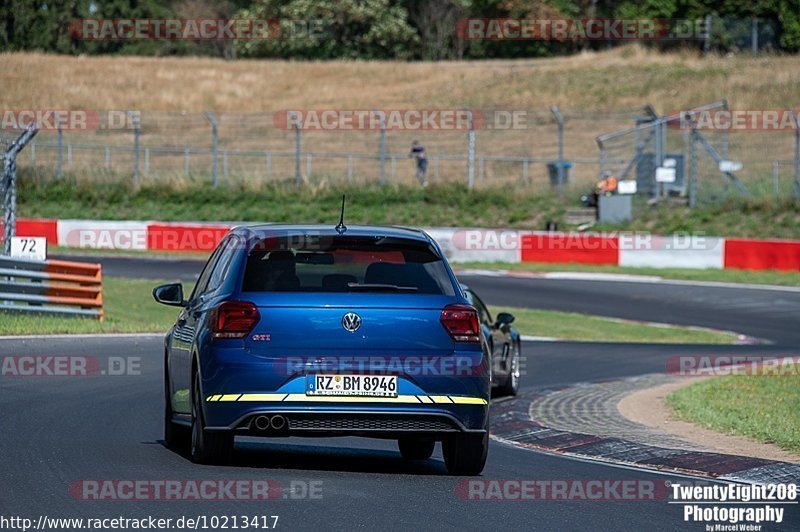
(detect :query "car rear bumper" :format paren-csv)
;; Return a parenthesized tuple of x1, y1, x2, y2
(199, 346, 491, 434)
(203, 397, 489, 434)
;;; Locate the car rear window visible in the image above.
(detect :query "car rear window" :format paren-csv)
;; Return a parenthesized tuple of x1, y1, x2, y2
(241, 235, 455, 295)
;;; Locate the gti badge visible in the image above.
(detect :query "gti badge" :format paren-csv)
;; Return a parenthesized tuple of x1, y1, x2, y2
(341, 312, 361, 332)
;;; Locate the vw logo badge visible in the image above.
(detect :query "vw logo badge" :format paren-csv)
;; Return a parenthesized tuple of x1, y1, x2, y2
(342, 312, 361, 332)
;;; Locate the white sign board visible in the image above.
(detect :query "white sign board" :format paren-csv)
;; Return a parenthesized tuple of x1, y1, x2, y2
(10, 236, 47, 261)
(655, 167, 676, 183)
(719, 160, 743, 173)
(662, 158, 677, 168)
(617, 180, 637, 195)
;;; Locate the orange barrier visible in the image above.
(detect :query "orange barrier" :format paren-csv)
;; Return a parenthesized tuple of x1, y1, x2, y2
(0, 257, 104, 321)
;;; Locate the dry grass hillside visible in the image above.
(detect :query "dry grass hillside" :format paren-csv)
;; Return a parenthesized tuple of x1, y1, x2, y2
(2, 46, 798, 111)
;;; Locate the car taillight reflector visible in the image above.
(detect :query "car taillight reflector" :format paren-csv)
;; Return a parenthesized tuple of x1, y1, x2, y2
(212, 301, 260, 339)
(440, 304, 480, 343)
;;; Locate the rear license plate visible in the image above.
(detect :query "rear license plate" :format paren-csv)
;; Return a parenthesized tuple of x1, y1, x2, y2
(306, 374, 398, 397)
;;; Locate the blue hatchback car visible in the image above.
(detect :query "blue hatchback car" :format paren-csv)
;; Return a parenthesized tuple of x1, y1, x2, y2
(154, 224, 490, 474)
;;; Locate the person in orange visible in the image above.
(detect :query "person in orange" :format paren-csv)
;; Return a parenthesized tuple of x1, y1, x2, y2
(597, 174, 618, 195)
(582, 172, 618, 207)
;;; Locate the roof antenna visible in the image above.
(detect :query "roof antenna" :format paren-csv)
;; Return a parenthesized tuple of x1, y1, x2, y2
(335, 194, 347, 234)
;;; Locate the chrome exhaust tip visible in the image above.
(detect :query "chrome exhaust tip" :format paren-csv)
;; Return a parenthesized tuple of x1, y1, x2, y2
(270, 415, 287, 431)
(253, 415, 271, 431)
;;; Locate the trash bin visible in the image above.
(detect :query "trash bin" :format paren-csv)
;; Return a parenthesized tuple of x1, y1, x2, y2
(547, 162, 572, 187)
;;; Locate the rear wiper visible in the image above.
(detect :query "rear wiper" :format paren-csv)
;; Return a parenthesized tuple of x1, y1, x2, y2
(347, 283, 418, 292)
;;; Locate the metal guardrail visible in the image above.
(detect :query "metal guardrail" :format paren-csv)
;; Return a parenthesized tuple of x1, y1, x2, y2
(0, 256, 104, 320)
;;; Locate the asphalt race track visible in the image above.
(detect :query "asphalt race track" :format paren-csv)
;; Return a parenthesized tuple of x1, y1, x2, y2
(2, 255, 798, 530)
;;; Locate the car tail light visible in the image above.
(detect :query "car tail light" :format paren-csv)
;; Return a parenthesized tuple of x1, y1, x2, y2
(440, 304, 480, 343)
(212, 301, 260, 339)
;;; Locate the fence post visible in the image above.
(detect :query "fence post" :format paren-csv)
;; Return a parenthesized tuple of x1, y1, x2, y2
(751, 18, 758, 56)
(794, 110, 800, 198)
(597, 141, 607, 178)
(467, 110, 475, 189)
(130, 111, 140, 187)
(104, 146, 110, 169)
(347, 155, 353, 182)
(306, 153, 312, 179)
(56, 116, 63, 179)
(551, 106, 565, 188)
(3, 127, 38, 256)
(144, 148, 150, 175)
(703, 15, 712, 55)
(772, 160, 780, 200)
(689, 115, 698, 208)
(375, 110, 386, 185)
(293, 117, 302, 186)
(203, 112, 219, 188)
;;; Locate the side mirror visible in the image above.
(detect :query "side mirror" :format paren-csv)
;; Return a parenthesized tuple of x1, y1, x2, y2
(153, 283, 186, 307)
(495, 312, 515, 327)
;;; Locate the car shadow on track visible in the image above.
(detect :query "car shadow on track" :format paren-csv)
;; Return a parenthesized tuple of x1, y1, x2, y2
(159, 438, 449, 475)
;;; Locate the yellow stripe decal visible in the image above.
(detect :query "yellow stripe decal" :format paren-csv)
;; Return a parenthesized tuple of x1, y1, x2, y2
(450, 396, 488, 405)
(207, 393, 486, 405)
(238, 393, 288, 402)
(430, 395, 453, 404)
(218, 394, 242, 402)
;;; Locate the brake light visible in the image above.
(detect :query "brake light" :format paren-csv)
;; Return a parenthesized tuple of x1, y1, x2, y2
(212, 301, 260, 339)
(440, 304, 480, 343)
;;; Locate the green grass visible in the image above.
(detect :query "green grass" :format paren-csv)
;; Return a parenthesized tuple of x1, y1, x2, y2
(460, 262, 800, 286)
(0, 278, 189, 335)
(0, 278, 734, 342)
(16, 175, 800, 239)
(492, 306, 738, 344)
(667, 376, 800, 453)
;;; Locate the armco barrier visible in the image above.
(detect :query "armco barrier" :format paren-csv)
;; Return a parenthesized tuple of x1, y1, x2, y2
(8, 218, 800, 272)
(0, 256, 103, 320)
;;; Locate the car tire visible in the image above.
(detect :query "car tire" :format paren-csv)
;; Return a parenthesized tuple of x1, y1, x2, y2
(164, 368, 189, 450)
(190, 372, 234, 464)
(497, 341, 520, 397)
(442, 431, 488, 476)
(398, 438, 435, 460)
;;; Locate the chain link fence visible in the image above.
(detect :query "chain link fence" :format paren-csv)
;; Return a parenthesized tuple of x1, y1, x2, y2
(597, 101, 800, 205)
(2, 104, 798, 204)
(0, 108, 639, 190)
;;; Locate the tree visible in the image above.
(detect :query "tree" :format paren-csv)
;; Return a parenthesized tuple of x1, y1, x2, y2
(235, 0, 419, 59)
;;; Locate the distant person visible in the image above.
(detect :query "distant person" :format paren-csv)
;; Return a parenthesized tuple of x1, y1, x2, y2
(409, 140, 428, 187)
(582, 172, 618, 207)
